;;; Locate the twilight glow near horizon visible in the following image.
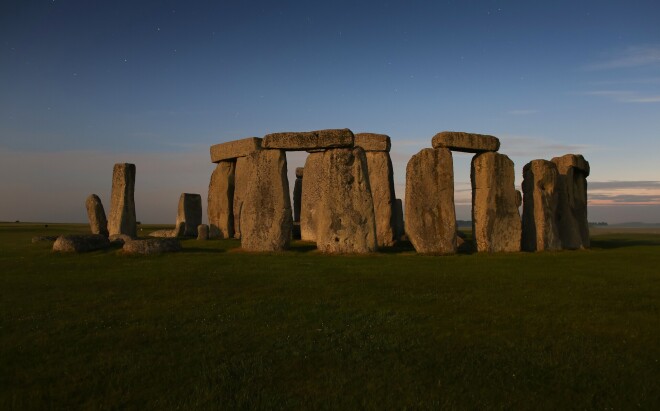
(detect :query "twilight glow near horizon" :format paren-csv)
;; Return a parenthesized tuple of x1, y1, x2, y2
(1, 0, 659, 224)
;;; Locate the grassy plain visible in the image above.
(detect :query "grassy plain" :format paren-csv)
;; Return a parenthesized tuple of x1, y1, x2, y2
(1, 223, 659, 409)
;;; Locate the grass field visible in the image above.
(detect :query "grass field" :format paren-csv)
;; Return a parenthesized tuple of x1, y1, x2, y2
(1, 223, 659, 409)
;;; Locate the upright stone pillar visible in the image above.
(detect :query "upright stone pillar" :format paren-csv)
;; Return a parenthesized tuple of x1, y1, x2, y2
(86, 194, 108, 237)
(521, 160, 561, 252)
(293, 167, 304, 222)
(316, 147, 377, 253)
(175, 193, 202, 237)
(240, 150, 293, 251)
(208, 161, 235, 238)
(405, 148, 456, 254)
(300, 152, 325, 242)
(471, 152, 521, 252)
(355, 133, 396, 248)
(108, 163, 137, 238)
(552, 154, 590, 249)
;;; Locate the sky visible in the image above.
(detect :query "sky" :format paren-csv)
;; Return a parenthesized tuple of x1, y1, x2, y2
(1, 0, 659, 224)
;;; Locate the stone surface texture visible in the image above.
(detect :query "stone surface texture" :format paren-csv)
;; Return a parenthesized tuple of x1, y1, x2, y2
(295, 167, 304, 178)
(354, 133, 391, 152)
(232, 157, 249, 239)
(262, 128, 354, 150)
(471, 152, 522, 252)
(85, 194, 108, 237)
(365, 151, 397, 247)
(300, 152, 325, 242)
(240, 149, 293, 251)
(175, 193, 202, 237)
(108, 163, 137, 238)
(210, 137, 261, 163)
(109, 234, 133, 245)
(208, 161, 235, 238)
(432, 131, 500, 153)
(316, 147, 377, 253)
(521, 160, 562, 252)
(405, 148, 457, 254)
(149, 229, 175, 238)
(53, 234, 110, 253)
(122, 238, 182, 255)
(552, 154, 590, 249)
(197, 224, 209, 240)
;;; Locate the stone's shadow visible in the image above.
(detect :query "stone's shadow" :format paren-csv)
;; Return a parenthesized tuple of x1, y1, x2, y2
(378, 241, 416, 254)
(590, 237, 660, 250)
(180, 247, 226, 254)
(288, 242, 318, 253)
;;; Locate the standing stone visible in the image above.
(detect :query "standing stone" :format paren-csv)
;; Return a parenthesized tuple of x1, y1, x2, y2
(293, 167, 304, 222)
(85, 194, 108, 237)
(240, 149, 293, 251)
(197, 224, 209, 240)
(232, 156, 249, 239)
(208, 161, 235, 238)
(175, 193, 202, 237)
(552, 154, 590, 249)
(364, 151, 397, 247)
(300, 152, 325, 242)
(405, 148, 456, 254)
(393, 198, 404, 241)
(471, 152, 522, 252)
(521, 160, 562, 252)
(316, 147, 377, 253)
(108, 163, 137, 238)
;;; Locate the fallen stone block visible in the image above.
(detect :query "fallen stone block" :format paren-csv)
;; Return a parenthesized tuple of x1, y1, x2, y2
(122, 238, 182, 255)
(53, 234, 111, 253)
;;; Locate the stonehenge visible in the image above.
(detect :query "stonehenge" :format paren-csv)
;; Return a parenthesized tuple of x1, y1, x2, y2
(175, 193, 202, 237)
(200, 129, 590, 255)
(108, 163, 137, 238)
(85, 194, 108, 237)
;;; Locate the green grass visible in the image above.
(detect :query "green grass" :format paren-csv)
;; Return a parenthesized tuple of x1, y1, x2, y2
(1, 223, 659, 409)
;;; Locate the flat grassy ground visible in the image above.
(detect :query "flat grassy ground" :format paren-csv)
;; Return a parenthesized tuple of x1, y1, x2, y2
(1, 223, 659, 410)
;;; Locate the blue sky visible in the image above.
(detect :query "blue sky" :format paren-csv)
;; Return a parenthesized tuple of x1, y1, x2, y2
(1, 0, 659, 223)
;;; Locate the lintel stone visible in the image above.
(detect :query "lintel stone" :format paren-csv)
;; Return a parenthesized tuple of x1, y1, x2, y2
(432, 131, 500, 153)
(210, 137, 262, 163)
(262, 128, 354, 150)
(355, 133, 391, 152)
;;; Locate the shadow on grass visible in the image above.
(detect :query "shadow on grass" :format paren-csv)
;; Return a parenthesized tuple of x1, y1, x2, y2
(180, 247, 227, 254)
(590, 236, 660, 249)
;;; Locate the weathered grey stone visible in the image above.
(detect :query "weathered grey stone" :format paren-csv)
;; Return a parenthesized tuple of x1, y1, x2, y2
(521, 160, 562, 252)
(197, 224, 209, 240)
(122, 238, 182, 255)
(262, 129, 354, 151)
(300, 152, 324, 242)
(86, 194, 108, 237)
(405, 148, 457, 254)
(174, 193, 202, 237)
(293, 173, 303, 223)
(210, 137, 262, 163)
(365, 151, 396, 247)
(393, 199, 404, 241)
(432, 131, 500, 153)
(295, 167, 304, 178)
(240, 149, 293, 251)
(108, 163, 137, 238)
(53, 234, 110, 253)
(471, 152, 521, 252)
(32, 236, 58, 243)
(149, 229, 175, 238)
(316, 147, 377, 253)
(552, 154, 590, 249)
(208, 161, 235, 239)
(232, 157, 249, 239)
(355, 133, 391, 152)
